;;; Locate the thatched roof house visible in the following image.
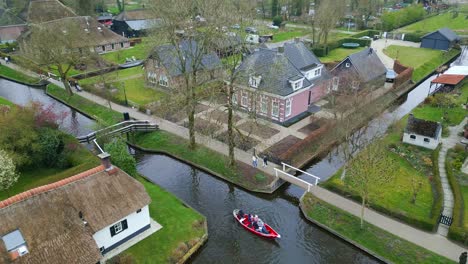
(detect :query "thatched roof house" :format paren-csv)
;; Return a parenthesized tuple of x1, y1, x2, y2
(0, 161, 152, 263)
(27, 0, 77, 24)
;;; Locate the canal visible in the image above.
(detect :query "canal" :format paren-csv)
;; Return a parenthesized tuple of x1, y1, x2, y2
(0, 48, 464, 263)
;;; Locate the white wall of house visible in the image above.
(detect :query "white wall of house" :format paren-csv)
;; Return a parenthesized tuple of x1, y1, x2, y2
(92, 205, 150, 251)
(402, 132, 440, 150)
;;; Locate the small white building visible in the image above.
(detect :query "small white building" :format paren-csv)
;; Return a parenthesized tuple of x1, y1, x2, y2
(403, 114, 442, 150)
(0, 154, 154, 263)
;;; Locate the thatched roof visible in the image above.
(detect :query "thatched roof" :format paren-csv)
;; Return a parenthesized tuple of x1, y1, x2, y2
(405, 114, 441, 138)
(27, 0, 77, 24)
(114, 9, 155, 21)
(0, 166, 151, 264)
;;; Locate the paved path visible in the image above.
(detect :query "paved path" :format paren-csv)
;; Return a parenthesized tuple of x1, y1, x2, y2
(437, 118, 468, 236)
(371, 39, 420, 68)
(3, 61, 466, 261)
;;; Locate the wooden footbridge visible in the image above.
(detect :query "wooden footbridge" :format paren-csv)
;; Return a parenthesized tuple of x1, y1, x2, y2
(274, 163, 321, 192)
(77, 120, 158, 143)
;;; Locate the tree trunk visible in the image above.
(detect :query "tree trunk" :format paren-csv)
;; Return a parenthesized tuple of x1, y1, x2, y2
(57, 65, 73, 96)
(187, 74, 197, 150)
(227, 85, 235, 167)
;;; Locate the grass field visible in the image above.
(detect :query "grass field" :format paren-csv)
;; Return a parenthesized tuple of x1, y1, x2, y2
(399, 12, 468, 34)
(79, 67, 144, 86)
(101, 38, 151, 64)
(383, 45, 460, 82)
(301, 193, 453, 263)
(124, 176, 206, 263)
(47, 84, 123, 125)
(0, 64, 40, 84)
(271, 30, 308, 43)
(319, 47, 365, 63)
(0, 96, 13, 106)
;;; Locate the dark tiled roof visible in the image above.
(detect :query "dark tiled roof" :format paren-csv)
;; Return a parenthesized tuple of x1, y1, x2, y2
(347, 48, 386, 82)
(236, 42, 327, 97)
(405, 114, 441, 138)
(0, 166, 151, 264)
(152, 40, 222, 77)
(422, 27, 460, 42)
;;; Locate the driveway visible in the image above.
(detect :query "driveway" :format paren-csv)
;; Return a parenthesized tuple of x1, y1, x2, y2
(371, 39, 420, 68)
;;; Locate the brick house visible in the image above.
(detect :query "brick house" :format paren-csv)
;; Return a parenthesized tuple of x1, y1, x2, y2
(232, 40, 329, 125)
(330, 47, 386, 93)
(144, 40, 223, 89)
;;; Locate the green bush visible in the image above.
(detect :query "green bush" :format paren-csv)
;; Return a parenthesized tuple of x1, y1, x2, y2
(272, 16, 283, 27)
(37, 128, 66, 168)
(430, 145, 443, 229)
(312, 46, 328, 57)
(381, 4, 426, 31)
(104, 138, 137, 177)
(350, 30, 381, 38)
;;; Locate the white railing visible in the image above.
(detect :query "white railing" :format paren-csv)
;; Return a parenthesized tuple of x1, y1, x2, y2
(282, 162, 320, 186)
(274, 168, 315, 192)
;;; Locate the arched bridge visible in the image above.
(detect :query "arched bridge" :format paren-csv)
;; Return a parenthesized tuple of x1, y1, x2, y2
(77, 120, 158, 143)
(274, 163, 321, 192)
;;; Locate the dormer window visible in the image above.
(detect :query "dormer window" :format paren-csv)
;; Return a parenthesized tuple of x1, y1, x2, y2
(249, 75, 262, 88)
(289, 75, 304, 91)
(2, 230, 28, 261)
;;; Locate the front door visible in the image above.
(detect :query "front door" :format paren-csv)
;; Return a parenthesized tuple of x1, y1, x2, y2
(308, 91, 311, 105)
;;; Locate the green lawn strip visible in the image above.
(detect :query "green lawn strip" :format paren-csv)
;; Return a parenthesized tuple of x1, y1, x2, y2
(463, 186, 468, 230)
(0, 96, 13, 106)
(383, 45, 460, 82)
(0, 134, 99, 201)
(101, 40, 150, 64)
(399, 12, 468, 34)
(301, 193, 454, 264)
(79, 67, 144, 86)
(272, 30, 308, 43)
(123, 176, 206, 263)
(0, 64, 40, 84)
(319, 47, 365, 63)
(46, 83, 123, 125)
(322, 150, 434, 226)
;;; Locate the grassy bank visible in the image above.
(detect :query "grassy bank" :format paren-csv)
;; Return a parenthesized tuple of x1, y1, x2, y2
(133, 131, 275, 192)
(383, 45, 460, 82)
(0, 96, 13, 106)
(101, 38, 150, 64)
(319, 47, 365, 63)
(398, 11, 468, 34)
(46, 84, 122, 125)
(0, 64, 40, 84)
(0, 134, 99, 201)
(122, 176, 206, 263)
(301, 193, 453, 263)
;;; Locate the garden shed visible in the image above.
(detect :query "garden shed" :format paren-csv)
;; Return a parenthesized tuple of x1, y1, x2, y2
(420, 28, 460, 51)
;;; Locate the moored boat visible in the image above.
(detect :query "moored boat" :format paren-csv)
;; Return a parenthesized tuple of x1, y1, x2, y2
(233, 209, 281, 239)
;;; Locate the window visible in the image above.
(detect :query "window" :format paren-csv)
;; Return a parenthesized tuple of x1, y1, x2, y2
(159, 75, 168, 87)
(424, 138, 430, 143)
(332, 77, 339, 91)
(410, 135, 416, 140)
(111, 43, 115, 50)
(241, 91, 248, 107)
(272, 101, 279, 117)
(345, 62, 350, 68)
(147, 72, 157, 84)
(120, 42, 124, 48)
(260, 97, 268, 114)
(249, 75, 261, 88)
(101, 45, 105, 51)
(285, 99, 292, 117)
(293, 81, 302, 90)
(314, 68, 321, 76)
(136, 209, 142, 213)
(110, 219, 128, 237)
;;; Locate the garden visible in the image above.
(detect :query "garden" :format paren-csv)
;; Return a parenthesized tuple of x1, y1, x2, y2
(318, 46, 365, 63)
(397, 8, 468, 35)
(383, 45, 460, 82)
(101, 38, 151, 64)
(301, 193, 452, 263)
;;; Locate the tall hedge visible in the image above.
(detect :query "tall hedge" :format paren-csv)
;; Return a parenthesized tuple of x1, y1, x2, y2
(381, 4, 426, 31)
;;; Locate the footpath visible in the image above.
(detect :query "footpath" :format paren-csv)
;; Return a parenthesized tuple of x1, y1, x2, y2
(3, 61, 466, 261)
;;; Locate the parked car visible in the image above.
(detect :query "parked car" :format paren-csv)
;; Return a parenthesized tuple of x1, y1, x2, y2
(245, 27, 258, 34)
(359, 36, 372, 40)
(268, 24, 279, 29)
(231, 24, 240, 29)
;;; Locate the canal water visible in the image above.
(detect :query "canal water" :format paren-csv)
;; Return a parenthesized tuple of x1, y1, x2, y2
(0, 48, 464, 263)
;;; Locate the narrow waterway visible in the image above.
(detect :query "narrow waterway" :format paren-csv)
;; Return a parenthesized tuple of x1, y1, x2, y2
(0, 48, 464, 263)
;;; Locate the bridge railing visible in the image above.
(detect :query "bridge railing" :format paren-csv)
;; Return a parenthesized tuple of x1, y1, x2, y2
(77, 120, 158, 143)
(282, 162, 320, 186)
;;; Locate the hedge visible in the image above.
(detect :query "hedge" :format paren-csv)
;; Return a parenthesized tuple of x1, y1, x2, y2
(430, 145, 444, 229)
(314, 37, 372, 56)
(403, 31, 426, 42)
(350, 30, 381, 39)
(446, 153, 468, 245)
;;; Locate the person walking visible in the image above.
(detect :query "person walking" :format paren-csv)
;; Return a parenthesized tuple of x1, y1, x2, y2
(262, 155, 268, 168)
(252, 155, 258, 168)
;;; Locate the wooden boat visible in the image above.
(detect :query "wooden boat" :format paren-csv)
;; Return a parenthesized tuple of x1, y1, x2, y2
(233, 209, 281, 239)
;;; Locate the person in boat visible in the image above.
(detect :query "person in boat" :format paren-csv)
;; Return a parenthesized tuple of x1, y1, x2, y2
(257, 219, 268, 234)
(252, 220, 259, 231)
(238, 210, 245, 222)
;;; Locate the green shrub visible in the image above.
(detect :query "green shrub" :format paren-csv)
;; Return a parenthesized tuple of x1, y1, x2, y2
(350, 30, 381, 38)
(404, 31, 426, 42)
(255, 173, 266, 183)
(37, 128, 67, 168)
(104, 139, 137, 177)
(312, 46, 328, 57)
(272, 16, 283, 27)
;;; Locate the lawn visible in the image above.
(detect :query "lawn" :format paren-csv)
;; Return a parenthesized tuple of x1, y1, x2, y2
(123, 176, 206, 263)
(79, 67, 164, 106)
(0, 64, 40, 84)
(322, 149, 435, 227)
(463, 186, 468, 230)
(101, 38, 151, 64)
(271, 30, 309, 43)
(0, 96, 13, 106)
(383, 45, 460, 82)
(319, 47, 365, 63)
(301, 193, 453, 264)
(46, 84, 123, 125)
(399, 12, 468, 34)
(0, 134, 99, 201)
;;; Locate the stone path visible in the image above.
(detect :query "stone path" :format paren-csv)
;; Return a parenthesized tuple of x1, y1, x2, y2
(437, 117, 468, 236)
(3, 61, 467, 261)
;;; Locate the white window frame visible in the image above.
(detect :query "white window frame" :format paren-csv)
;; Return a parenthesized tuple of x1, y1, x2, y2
(345, 62, 351, 68)
(272, 101, 279, 117)
(241, 91, 248, 107)
(260, 96, 268, 114)
(113, 222, 123, 235)
(159, 74, 168, 87)
(332, 77, 339, 91)
(285, 99, 292, 117)
(249, 75, 261, 88)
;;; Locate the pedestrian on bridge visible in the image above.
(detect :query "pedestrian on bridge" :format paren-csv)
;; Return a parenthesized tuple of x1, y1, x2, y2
(262, 156, 268, 168)
(252, 155, 258, 168)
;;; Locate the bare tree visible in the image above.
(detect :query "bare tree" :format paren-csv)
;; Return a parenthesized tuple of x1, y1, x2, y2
(315, 0, 344, 45)
(345, 139, 397, 228)
(24, 19, 95, 96)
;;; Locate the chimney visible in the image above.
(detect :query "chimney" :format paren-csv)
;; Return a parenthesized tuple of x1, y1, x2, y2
(294, 37, 300, 43)
(98, 152, 113, 171)
(278, 46, 284, 53)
